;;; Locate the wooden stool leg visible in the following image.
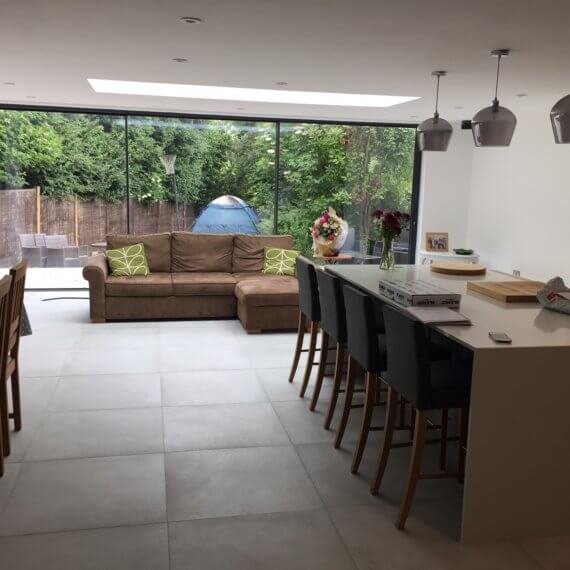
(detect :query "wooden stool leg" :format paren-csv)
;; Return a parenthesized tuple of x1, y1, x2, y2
(288, 312, 306, 383)
(458, 408, 469, 483)
(309, 331, 329, 411)
(396, 410, 428, 530)
(334, 356, 356, 449)
(371, 386, 398, 495)
(351, 371, 377, 474)
(11, 355, 22, 431)
(299, 321, 319, 398)
(440, 408, 448, 471)
(324, 343, 345, 430)
(0, 378, 10, 456)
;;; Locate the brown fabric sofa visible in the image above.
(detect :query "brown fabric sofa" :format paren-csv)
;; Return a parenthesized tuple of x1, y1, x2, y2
(83, 232, 299, 332)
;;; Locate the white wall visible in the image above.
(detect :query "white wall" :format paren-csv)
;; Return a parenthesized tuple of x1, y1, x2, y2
(466, 98, 570, 282)
(417, 122, 473, 253)
(418, 105, 570, 282)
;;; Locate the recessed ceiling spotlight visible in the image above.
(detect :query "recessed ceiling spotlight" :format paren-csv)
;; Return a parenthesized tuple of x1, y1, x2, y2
(172, 58, 188, 63)
(3, 81, 15, 86)
(454, 106, 464, 110)
(180, 16, 203, 24)
(236, 107, 245, 110)
(26, 95, 36, 99)
(275, 81, 288, 86)
(410, 115, 419, 119)
(515, 93, 528, 98)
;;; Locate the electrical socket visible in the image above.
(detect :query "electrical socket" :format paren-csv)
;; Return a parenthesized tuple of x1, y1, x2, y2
(513, 269, 521, 277)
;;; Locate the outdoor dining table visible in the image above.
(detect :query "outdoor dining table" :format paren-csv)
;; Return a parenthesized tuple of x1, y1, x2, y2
(326, 263, 570, 544)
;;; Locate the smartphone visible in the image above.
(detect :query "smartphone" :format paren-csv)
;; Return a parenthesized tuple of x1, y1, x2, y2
(489, 332, 512, 344)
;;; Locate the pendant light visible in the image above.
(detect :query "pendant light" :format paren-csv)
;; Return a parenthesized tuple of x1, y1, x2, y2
(471, 49, 517, 147)
(550, 95, 570, 143)
(417, 71, 452, 151)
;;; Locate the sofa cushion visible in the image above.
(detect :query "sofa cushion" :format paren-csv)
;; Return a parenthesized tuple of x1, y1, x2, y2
(105, 273, 173, 297)
(234, 273, 299, 307)
(172, 272, 237, 296)
(171, 232, 233, 273)
(106, 243, 150, 277)
(263, 247, 300, 276)
(232, 234, 294, 273)
(106, 233, 171, 272)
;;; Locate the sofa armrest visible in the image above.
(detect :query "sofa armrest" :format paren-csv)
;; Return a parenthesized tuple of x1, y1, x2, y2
(83, 254, 108, 322)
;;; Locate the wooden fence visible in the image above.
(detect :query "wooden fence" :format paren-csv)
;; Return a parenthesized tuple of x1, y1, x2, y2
(0, 188, 195, 265)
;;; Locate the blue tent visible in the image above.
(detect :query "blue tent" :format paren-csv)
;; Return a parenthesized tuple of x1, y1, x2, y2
(193, 195, 260, 234)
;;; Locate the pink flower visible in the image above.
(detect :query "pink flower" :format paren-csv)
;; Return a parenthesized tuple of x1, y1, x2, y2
(327, 234, 335, 241)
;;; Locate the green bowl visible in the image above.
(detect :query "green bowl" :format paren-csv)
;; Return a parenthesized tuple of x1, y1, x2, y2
(453, 248, 474, 255)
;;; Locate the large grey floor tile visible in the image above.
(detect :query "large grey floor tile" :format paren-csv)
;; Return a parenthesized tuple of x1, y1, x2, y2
(272, 400, 339, 444)
(25, 408, 164, 460)
(255, 367, 329, 402)
(169, 510, 357, 570)
(62, 348, 160, 376)
(160, 343, 251, 372)
(19, 350, 68, 377)
(160, 321, 241, 347)
(73, 325, 160, 352)
(165, 446, 321, 521)
(0, 463, 21, 512)
(162, 369, 267, 405)
(164, 403, 289, 451)
(0, 454, 166, 536)
(245, 342, 305, 369)
(0, 524, 169, 570)
(521, 534, 570, 570)
(330, 504, 540, 570)
(50, 373, 161, 411)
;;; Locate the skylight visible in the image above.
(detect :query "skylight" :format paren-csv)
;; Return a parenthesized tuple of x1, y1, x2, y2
(87, 79, 419, 108)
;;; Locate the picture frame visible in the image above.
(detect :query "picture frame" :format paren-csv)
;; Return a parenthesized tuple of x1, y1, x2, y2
(425, 232, 449, 252)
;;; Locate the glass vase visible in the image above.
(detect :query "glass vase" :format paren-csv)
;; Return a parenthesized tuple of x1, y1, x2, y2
(380, 237, 395, 270)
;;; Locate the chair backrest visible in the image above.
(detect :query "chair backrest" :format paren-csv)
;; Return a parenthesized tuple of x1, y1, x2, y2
(316, 270, 346, 343)
(7, 262, 27, 346)
(343, 284, 386, 373)
(19, 234, 36, 247)
(0, 275, 13, 380)
(295, 256, 321, 322)
(382, 304, 432, 409)
(45, 234, 68, 248)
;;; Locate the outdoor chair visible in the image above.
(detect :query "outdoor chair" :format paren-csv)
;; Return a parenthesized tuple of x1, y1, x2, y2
(45, 235, 89, 267)
(18, 234, 46, 268)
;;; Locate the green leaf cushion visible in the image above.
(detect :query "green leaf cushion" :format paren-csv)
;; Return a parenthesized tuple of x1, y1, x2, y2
(262, 247, 300, 276)
(106, 243, 150, 276)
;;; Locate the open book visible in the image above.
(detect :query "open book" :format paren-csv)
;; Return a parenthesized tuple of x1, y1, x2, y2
(406, 306, 472, 325)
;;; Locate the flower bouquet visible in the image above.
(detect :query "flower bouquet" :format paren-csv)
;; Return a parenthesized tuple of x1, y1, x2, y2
(371, 209, 411, 269)
(311, 208, 348, 257)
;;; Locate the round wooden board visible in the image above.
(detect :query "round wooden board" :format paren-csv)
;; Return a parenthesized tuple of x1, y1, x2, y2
(430, 262, 487, 276)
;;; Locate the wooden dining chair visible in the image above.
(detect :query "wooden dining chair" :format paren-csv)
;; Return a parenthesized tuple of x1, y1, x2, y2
(371, 304, 471, 530)
(0, 261, 27, 457)
(288, 256, 321, 398)
(0, 274, 13, 476)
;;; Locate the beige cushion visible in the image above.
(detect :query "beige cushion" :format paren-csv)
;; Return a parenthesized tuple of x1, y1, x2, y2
(234, 273, 299, 307)
(172, 272, 237, 296)
(171, 232, 233, 272)
(232, 234, 294, 273)
(105, 273, 173, 297)
(106, 233, 171, 272)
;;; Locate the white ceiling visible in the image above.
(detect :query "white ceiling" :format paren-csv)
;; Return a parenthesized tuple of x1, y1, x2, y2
(1, 0, 569, 123)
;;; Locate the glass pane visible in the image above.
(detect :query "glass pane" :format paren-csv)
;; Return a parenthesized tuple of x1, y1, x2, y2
(278, 123, 417, 261)
(0, 110, 127, 288)
(127, 116, 276, 234)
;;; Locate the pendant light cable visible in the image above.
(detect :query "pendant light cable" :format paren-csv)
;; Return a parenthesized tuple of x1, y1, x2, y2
(434, 74, 440, 116)
(493, 53, 502, 105)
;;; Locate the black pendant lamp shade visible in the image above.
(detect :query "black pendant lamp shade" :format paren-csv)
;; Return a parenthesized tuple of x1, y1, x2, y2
(550, 95, 570, 143)
(471, 49, 516, 147)
(417, 71, 452, 151)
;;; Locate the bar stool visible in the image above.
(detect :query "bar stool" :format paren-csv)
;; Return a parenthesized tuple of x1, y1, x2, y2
(288, 256, 321, 398)
(371, 304, 471, 530)
(0, 274, 13, 476)
(309, 270, 348, 427)
(0, 261, 27, 457)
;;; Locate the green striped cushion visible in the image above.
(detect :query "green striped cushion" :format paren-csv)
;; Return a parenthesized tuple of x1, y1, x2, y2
(106, 243, 150, 276)
(262, 247, 300, 276)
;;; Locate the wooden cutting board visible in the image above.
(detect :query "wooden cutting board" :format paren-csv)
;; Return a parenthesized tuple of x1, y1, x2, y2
(467, 280, 544, 303)
(430, 262, 487, 276)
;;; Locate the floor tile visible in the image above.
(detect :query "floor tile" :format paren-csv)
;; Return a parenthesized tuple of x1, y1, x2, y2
(255, 367, 330, 402)
(521, 534, 570, 570)
(245, 342, 305, 369)
(162, 369, 267, 406)
(19, 350, 69, 377)
(73, 325, 160, 352)
(272, 400, 339, 444)
(25, 408, 164, 460)
(50, 373, 162, 411)
(0, 454, 166, 535)
(0, 523, 169, 570)
(0, 463, 21, 512)
(169, 510, 357, 570)
(62, 348, 160, 376)
(160, 343, 251, 372)
(163, 403, 289, 452)
(165, 446, 321, 521)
